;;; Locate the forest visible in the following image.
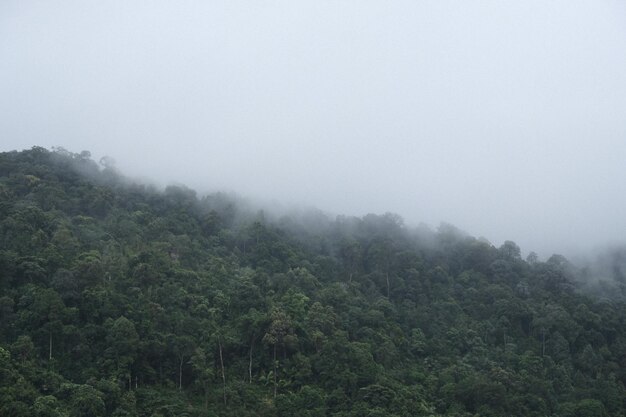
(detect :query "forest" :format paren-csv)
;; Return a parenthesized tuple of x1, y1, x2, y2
(0, 147, 625, 416)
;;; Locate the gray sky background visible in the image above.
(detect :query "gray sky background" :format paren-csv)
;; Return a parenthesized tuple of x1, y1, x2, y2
(2, 1, 626, 258)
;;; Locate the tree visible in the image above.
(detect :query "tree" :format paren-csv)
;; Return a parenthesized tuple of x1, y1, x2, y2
(19, 287, 73, 362)
(263, 308, 294, 398)
(189, 347, 214, 411)
(67, 384, 105, 417)
(105, 316, 139, 388)
(33, 395, 63, 417)
(499, 240, 521, 260)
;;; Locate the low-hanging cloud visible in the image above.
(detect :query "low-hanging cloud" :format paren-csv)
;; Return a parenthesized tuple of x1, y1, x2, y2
(1, 0, 626, 258)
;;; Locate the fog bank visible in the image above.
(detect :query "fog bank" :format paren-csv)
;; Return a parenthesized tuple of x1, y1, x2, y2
(2, 1, 626, 257)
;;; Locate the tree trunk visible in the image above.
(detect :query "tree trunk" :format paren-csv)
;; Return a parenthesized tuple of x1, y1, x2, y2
(218, 336, 226, 405)
(248, 336, 255, 384)
(179, 355, 184, 390)
(204, 382, 209, 411)
(49, 331, 53, 360)
(273, 344, 277, 398)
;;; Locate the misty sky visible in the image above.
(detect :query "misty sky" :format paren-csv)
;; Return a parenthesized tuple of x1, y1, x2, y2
(2, 1, 626, 257)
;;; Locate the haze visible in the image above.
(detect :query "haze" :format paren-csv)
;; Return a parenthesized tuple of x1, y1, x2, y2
(2, 1, 626, 258)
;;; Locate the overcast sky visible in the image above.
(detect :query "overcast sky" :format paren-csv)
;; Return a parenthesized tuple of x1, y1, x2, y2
(1, 1, 626, 257)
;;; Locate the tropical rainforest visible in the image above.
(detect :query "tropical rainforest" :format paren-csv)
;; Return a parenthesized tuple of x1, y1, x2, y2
(0, 147, 625, 417)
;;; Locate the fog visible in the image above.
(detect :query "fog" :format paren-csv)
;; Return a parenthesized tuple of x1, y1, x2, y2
(2, 1, 626, 258)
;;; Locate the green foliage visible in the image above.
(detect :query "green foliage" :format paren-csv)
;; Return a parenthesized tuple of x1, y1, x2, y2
(0, 147, 625, 416)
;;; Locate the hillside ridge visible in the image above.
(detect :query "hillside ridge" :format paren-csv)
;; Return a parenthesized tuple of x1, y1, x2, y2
(1, 147, 625, 417)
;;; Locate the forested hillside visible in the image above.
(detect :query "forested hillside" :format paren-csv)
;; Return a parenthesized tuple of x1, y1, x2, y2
(1, 147, 625, 417)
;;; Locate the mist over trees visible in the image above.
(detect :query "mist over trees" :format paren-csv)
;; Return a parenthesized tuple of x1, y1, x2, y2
(1, 147, 625, 416)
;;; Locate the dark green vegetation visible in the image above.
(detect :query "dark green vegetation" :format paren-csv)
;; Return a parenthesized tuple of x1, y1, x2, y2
(1, 147, 625, 417)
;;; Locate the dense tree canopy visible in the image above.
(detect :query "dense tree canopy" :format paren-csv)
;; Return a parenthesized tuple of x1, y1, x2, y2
(0, 147, 625, 416)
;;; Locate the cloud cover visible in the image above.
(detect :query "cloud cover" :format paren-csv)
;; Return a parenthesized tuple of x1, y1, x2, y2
(1, 0, 626, 257)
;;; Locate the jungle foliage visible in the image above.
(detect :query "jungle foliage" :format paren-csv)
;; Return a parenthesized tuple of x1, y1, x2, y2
(1, 147, 625, 416)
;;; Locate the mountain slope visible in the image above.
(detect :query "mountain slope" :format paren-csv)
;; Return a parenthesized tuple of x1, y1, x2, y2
(1, 147, 625, 417)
